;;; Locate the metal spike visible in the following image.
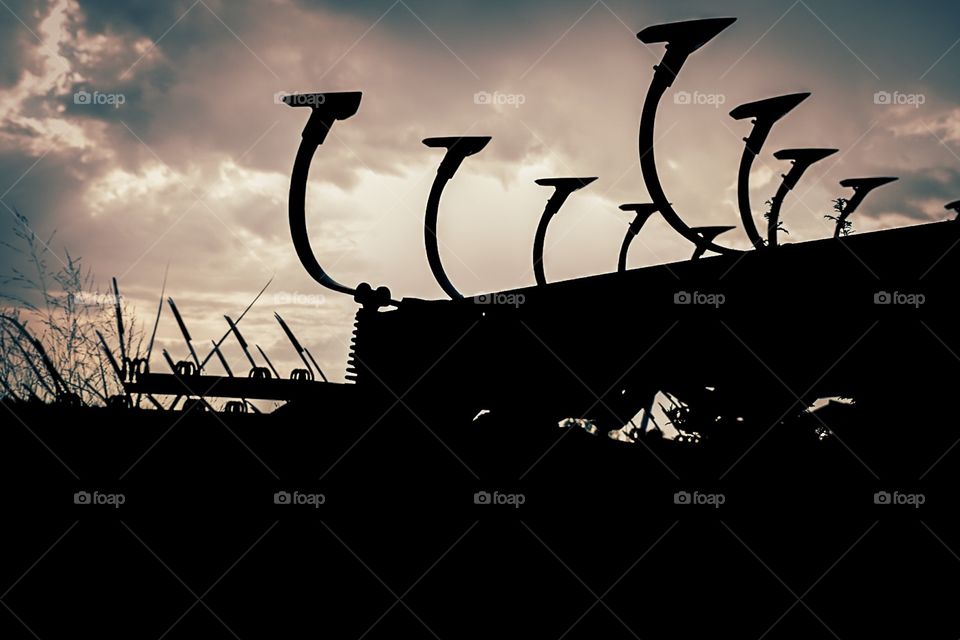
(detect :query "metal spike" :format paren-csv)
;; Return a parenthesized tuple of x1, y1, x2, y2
(167, 298, 201, 370)
(255, 345, 280, 379)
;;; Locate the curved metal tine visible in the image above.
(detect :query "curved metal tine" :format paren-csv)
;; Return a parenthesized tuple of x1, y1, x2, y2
(158, 348, 183, 410)
(144, 261, 169, 374)
(834, 177, 898, 238)
(617, 203, 660, 272)
(422, 136, 492, 299)
(303, 348, 326, 382)
(729, 93, 811, 249)
(767, 148, 838, 247)
(729, 93, 811, 129)
(161, 348, 177, 373)
(637, 18, 737, 85)
(210, 340, 234, 377)
(532, 177, 598, 285)
(275, 312, 327, 382)
(944, 199, 960, 220)
(199, 276, 272, 370)
(283, 91, 395, 308)
(167, 297, 201, 371)
(225, 315, 258, 371)
(690, 226, 736, 260)
(637, 18, 740, 256)
(111, 277, 126, 364)
(284, 91, 361, 146)
(255, 345, 281, 380)
(773, 148, 839, 190)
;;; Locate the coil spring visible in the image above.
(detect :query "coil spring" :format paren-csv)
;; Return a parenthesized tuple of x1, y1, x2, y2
(175, 360, 198, 377)
(125, 357, 149, 382)
(345, 306, 377, 384)
(224, 400, 248, 414)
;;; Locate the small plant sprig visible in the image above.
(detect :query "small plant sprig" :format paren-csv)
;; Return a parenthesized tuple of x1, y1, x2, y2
(824, 197, 852, 236)
(763, 198, 789, 236)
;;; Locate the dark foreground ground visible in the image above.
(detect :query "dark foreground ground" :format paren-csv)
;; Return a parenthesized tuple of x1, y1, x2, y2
(1, 397, 959, 638)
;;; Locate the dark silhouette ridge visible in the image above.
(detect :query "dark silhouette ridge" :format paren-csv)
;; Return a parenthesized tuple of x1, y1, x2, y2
(767, 148, 838, 246)
(532, 177, 597, 285)
(617, 203, 660, 272)
(422, 136, 492, 299)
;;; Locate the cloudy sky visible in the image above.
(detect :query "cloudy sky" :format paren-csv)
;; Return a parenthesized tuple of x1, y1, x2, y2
(2, 0, 959, 381)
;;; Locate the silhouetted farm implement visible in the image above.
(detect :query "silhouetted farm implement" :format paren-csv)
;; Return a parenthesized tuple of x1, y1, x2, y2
(5, 17, 960, 454)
